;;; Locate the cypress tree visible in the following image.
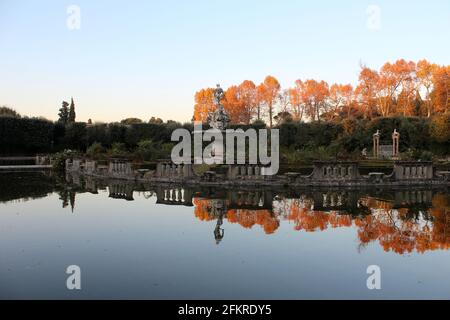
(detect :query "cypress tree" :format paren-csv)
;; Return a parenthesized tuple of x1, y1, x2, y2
(68, 97, 76, 123)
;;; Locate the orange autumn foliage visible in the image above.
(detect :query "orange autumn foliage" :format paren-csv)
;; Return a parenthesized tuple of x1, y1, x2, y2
(193, 59, 448, 124)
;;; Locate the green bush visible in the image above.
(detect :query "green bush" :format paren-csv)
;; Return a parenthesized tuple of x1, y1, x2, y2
(109, 142, 128, 158)
(86, 142, 106, 158)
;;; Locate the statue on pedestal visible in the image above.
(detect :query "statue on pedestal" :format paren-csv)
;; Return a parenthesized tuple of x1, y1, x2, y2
(207, 84, 230, 130)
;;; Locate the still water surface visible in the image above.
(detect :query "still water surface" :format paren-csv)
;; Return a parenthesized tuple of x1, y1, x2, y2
(1, 172, 449, 299)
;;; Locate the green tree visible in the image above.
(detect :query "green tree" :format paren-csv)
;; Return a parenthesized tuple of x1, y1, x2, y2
(0, 106, 20, 118)
(58, 101, 70, 124)
(121, 118, 143, 125)
(68, 97, 76, 123)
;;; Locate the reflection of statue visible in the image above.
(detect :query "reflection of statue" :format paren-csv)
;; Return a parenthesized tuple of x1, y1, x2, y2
(205, 198, 227, 244)
(207, 84, 230, 130)
(214, 213, 225, 245)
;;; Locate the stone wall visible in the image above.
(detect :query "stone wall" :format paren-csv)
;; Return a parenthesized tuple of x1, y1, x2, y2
(64, 158, 449, 187)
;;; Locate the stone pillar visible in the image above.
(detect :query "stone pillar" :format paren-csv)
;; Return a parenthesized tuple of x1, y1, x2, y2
(373, 130, 380, 158)
(183, 164, 193, 178)
(392, 129, 400, 158)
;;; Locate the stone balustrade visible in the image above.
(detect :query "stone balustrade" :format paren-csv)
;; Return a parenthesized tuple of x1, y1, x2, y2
(312, 161, 360, 180)
(228, 165, 265, 180)
(393, 161, 433, 180)
(108, 160, 132, 176)
(63, 158, 449, 186)
(156, 162, 193, 179)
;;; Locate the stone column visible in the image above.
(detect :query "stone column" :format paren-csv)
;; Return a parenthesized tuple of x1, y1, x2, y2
(392, 129, 400, 158)
(373, 130, 380, 158)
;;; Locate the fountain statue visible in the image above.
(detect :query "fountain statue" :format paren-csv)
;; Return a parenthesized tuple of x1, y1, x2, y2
(207, 84, 230, 130)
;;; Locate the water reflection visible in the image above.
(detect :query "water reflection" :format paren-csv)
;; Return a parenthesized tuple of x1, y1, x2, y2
(1, 172, 449, 255)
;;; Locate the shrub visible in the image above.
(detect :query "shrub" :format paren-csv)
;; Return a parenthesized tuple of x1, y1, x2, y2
(86, 142, 106, 158)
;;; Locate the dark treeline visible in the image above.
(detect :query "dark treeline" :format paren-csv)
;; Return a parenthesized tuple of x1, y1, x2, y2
(0, 117, 187, 155)
(1, 111, 448, 161)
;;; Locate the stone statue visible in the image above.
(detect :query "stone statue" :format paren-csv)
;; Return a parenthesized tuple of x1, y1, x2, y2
(362, 148, 367, 157)
(207, 84, 230, 130)
(213, 83, 225, 106)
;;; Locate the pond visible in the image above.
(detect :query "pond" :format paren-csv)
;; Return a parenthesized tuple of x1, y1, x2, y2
(0, 172, 449, 299)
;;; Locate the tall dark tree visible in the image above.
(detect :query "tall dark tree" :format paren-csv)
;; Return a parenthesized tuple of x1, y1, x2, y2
(68, 97, 76, 123)
(58, 101, 69, 124)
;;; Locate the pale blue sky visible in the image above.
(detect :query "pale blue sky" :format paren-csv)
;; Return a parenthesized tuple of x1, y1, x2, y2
(0, 0, 449, 122)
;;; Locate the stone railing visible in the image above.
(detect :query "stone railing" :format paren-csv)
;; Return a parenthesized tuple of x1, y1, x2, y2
(393, 161, 433, 180)
(66, 158, 134, 178)
(64, 158, 449, 186)
(155, 162, 193, 179)
(311, 161, 360, 180)
(227, 165, 266, 180)
(108, 160, 133, 177)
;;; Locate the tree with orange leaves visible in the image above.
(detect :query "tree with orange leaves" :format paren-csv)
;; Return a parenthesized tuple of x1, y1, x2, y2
(327, 83, 354, 120)
(432, 65, 450, 114)
(356, 66, 379, 119)
(375, 59, 416, 117)
(300, 79, 329, 122)
(238, 80, 258, 124)
(223, 85, 244, 124)
(223, 80, 258, 124)
(417, 59, 437, 117)
(257, 76, 281, 128)
(193, 88, 215, 122)
(288, 80, 305, 121)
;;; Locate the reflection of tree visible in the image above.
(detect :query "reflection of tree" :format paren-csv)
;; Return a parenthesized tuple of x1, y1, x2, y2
(227, 209, 279, 234)
(193, 193, 450, 255)
(69, 191, 76, 213)
(193, 198, 279, 234)
(58, 190, 76, 212)
(59, 190, 69, 208)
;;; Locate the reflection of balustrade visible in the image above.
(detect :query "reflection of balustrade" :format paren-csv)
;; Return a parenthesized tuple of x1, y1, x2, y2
(155, 187, 193, 206)
(393, 190, 433, 207)
(228, 190, 273, 210)
(311, 191, 361, 212)
(108, 183, 134, 201)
